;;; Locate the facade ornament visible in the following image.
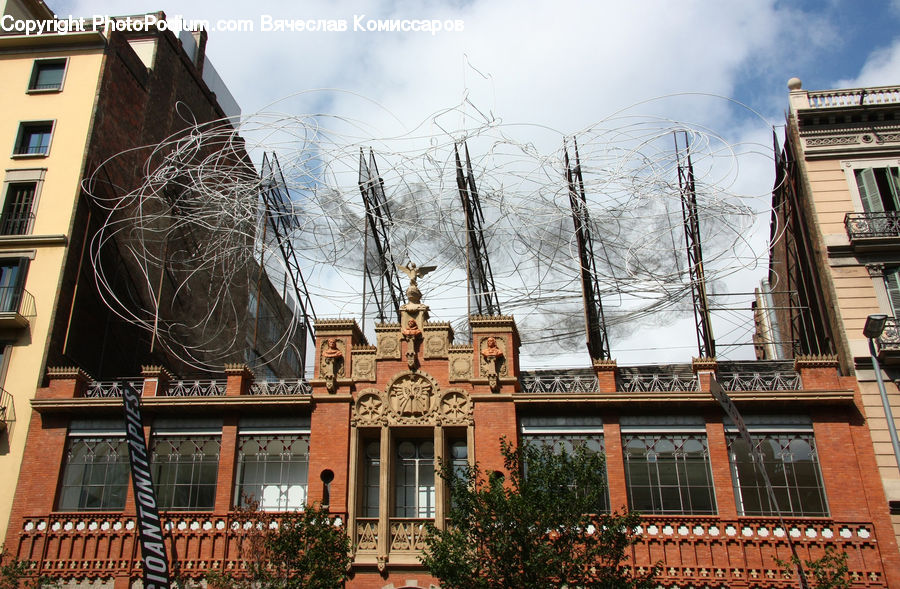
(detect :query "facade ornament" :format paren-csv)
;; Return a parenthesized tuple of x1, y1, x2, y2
(402, 319, 422, 370)
(322, 338, 344, 393)
(480, 336, 504, 392)
(397, 262, 436, 304)
(866, 263, 886, 278)
(390, 373, 432, 418)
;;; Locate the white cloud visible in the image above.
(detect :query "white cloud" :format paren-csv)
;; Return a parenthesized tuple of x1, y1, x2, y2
(51, 0, 877, 364)
(838, 39, 900, 88)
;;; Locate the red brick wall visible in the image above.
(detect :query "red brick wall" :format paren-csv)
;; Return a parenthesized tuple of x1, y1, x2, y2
(308, 402, 351, 511)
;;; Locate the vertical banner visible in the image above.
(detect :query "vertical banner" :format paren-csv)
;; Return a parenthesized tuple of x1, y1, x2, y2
(123, 383, 171, 589)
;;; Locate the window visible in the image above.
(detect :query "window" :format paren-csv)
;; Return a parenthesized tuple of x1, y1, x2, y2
(622, 416, 716, 515)
(885, 267, 900, 318)
(855, 166, 900, 212)
(150, 419, 221, 511)
(361, 440, 380, 517)
(58, 420, 129, 511)
(28, 59, 66, 92)
(1, 183, 36, 235)
(395, 440, 435, 518)
(521, 415, 608, 512)
(728, 417, 828, 517)
(0, 258, 28, 314)
(235, 420, 310, 511)
(14, 122, 53, 156)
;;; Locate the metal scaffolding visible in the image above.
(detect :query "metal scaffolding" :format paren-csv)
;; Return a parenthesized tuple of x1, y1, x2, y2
(258, 152, 317, 375)
(675, 131, 716, 358)
(455, 142, 501, 318)
(359, 148, 404, 325)
(565, 139, 611, 361)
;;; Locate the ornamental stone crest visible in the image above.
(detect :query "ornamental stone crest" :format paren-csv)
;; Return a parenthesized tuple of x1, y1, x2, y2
(353, 371, 471, 426)
(438, 390, 473, 425)
(353, 389, 386, 426)
(389, 372, 435, 420)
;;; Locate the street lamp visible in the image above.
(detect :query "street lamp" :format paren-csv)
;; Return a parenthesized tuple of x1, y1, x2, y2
(864, 313, 900, 474)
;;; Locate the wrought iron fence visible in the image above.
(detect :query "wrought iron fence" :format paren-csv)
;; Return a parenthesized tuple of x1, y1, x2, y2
(845, 211, 900, 240)
(717, 371, 802, 391)
(161, 380, 224, 397)
(0, 286, 35, 318)
(618, 372, 698, 392)
(248, 379, 311, 396)
(519, 371, 599, 394)
(84, 381, 143, 398)
(0, 386, 14, 430)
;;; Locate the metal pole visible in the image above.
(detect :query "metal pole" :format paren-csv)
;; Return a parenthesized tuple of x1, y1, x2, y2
(869, 337, 900, 472)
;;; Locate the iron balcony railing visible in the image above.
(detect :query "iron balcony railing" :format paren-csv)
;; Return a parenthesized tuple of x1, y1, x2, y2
(0, 212, 35, 236)
(0, 287, 35, 319)
(845, 211, 900, 241)
(0, 386, 14, 431)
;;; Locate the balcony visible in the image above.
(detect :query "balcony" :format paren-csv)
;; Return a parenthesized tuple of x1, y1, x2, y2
(874, 317, 900, 364)
(845, 211, 900, 250)
(0, 286, 35, 328)
(0, 387, 14, 433)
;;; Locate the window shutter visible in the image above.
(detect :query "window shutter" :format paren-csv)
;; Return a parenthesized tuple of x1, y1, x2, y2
(886, 268, 900, 318)
(856, 168, 883, 212)
(887, 167, 900, 210)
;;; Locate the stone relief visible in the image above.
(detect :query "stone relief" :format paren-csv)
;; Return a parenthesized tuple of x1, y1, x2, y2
(320, 338, 345, 393)
(352, 373, 472, 427)
(377, 331, 401, 360)
(448, 351, 473, 381)
(351, 353, 376, 382)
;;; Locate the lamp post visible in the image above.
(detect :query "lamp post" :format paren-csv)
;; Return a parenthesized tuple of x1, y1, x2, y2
(864, 314, 900, 473)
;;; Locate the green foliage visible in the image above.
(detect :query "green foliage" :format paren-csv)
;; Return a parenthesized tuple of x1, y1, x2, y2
(205, 503, 350, 589)
(775, 547, 851, 589)
(421, 438, 656, 589)
(0, 547, 53, 589)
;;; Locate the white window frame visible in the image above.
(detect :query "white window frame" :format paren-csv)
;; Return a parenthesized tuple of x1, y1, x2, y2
(12, 120, 56, 158)
(27, 57, 69, 93)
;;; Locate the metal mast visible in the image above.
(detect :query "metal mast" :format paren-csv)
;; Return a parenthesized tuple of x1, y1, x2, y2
(258, 152, 317, 375)
(455, 142, 501, 317)
(675, 131, 716, 358)
(565, 139, 611, 361)
(358, 148, 404, 323)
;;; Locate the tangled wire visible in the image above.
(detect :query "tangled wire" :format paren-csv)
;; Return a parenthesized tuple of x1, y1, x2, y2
(85, 95, 778, 373)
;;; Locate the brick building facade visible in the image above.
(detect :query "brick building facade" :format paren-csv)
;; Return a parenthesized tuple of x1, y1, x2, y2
(5, 286, 900, 588)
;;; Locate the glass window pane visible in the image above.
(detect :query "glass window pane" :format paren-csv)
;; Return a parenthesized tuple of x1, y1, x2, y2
(727, 432, 828, 517)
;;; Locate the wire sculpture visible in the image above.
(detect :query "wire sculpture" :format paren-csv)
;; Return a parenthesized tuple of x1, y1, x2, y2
(84, 94, 779, 373)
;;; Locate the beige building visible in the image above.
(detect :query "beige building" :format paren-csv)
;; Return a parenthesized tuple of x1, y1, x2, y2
(764, 78, 900, 543)
(0, 0, 284, 544)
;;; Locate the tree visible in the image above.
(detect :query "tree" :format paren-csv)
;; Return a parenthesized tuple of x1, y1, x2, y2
(0, 547, 53, 589)
(775, 547, 851, 589)
(421, 439, 656, 588)
(205, 502, 350, 589)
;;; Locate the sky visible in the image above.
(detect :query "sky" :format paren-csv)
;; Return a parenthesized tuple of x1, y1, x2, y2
(49, 0, 900, 368)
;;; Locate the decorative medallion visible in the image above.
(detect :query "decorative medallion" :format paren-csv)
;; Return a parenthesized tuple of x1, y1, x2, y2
(351, 353, 376, 382)
(353, 390, 385, 426)
(439, 390, 473, 425)
(448, 349, 473, 381)
(389, 372, 433, 418)
(425, 333, 448, 358)
(377, 331, 401, 359)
